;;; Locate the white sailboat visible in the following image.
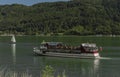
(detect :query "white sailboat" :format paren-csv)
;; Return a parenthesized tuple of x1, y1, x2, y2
(11, 35, 16, 43)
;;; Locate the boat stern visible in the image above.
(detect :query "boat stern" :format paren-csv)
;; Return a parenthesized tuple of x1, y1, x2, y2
(94, 52, 100, 58)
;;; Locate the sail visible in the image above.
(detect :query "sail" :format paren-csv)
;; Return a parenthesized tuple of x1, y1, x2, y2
(11, 35, 16, 43)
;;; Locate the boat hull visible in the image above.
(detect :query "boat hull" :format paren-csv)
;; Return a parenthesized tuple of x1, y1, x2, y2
(33, 48, 100, 59)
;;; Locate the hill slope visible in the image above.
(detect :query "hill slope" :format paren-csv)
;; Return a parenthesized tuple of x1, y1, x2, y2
(0, 0, 120, 35)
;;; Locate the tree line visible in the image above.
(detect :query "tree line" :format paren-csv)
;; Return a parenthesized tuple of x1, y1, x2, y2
(0, 0, 120, 35)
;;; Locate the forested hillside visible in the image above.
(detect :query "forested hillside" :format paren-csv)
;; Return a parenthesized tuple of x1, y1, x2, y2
(0, 0, 120, 35)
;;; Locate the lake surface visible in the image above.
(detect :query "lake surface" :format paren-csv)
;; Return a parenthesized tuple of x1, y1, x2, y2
(0, 36, 120, 77)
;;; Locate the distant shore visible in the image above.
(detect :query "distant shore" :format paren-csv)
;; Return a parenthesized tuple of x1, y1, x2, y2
(0, 34, 119, 37)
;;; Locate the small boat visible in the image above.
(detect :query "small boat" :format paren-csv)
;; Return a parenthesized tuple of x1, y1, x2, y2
(33, 41, 101, 58)
(11, 35, 16, 44)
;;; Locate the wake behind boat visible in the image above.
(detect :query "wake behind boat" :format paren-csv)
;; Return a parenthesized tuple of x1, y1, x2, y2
(33, 41, 102, 58)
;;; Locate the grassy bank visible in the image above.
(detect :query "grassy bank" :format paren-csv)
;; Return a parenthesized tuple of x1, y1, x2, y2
(0, 66, 66, 77)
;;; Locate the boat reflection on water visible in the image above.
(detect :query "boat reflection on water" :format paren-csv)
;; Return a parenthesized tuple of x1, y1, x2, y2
(94, 58, 99, 72)
(33, 56, 100, 77)
(11, 44, 16, 64)
(80, 59, 99, 77)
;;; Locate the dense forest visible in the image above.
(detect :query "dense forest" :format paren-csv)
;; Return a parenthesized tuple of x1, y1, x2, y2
(0, 0, 120, 35)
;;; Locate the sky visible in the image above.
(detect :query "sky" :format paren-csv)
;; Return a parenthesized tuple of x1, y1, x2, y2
(0, 0, 70, 6)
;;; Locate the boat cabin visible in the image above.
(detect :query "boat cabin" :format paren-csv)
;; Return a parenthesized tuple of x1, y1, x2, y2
(80, 43, 98, 53)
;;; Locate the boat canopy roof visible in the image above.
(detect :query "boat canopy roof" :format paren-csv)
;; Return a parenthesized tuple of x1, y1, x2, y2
(81, 43, 96, 47)
(42, 42, 63, 46)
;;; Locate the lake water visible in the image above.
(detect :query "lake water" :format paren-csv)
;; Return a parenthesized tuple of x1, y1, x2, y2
(0, 36, 120, 77)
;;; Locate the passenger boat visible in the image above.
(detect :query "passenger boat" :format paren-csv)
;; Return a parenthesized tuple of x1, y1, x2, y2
(33, 41, 101, 58)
